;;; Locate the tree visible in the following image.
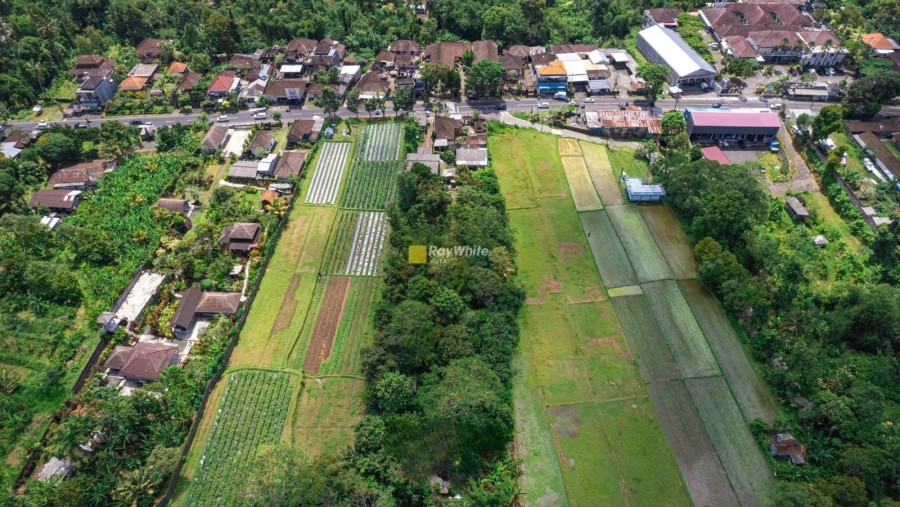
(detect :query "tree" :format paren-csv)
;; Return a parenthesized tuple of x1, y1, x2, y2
(661, 110, 686, 136)
(375, 93, 387, 116)
(364, 97, 377, 118)
(727, 58, 760, 91)
(421, 61, 451, 99)
(111, 467, 161, 507)
(314, 87, 341, 117)
(345, 87, 361, 117)
(812, 104, 843, 140)
(461, 49, 475, 68)
(637, 63, 669, 106)
(466, 60, 504, 97)
(843, 73, 900, 119)
(392, 85, 415, 116)
(35, 133, 78, 167)
(272, 110, 282, 121)
(97, 121, 140, 159)
(373, 371, 415, 413)
(418, 357, 512, 432)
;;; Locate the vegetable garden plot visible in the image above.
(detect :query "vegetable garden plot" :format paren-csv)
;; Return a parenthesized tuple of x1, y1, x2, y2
(187, 370, 293, 506)
(357, 123, 402, 161)
(609, 295, 680, 384)
(322, 211, 388, 276)
(319, 277, 380, 375)
(639, 206, 698, 280)
(304, 142, 352, 205)
(340, 160, 402, 209)
(560, 156, 603, 211)
(303, 277, 351, 375)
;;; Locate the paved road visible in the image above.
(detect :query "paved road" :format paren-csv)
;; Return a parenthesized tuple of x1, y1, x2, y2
(7, 94, 893, 131)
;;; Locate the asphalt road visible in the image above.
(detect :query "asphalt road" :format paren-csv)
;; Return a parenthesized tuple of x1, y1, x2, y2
(6, 96, 900, 131)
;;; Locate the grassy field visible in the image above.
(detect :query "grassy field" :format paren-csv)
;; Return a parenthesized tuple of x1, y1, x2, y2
(492, 130, 689, 506)
(578, 142, 623, 206)
(680, 280, 776, 424)
(639, 206, 698, 279)
(579, 210, 637, 288)
(606, 205, 673, 283)
(288, 377, 365, 455)
(647, 380, 741, 507)
(607, 148, 650, 180)
(560, 156, 604, 211)
(806, 192, 862, 251)
(641, 280, 719, 379)
(686, 376, 776, 506)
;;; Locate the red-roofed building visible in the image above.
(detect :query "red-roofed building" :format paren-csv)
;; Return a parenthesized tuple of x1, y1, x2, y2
(861, 32, 900, 55)
(701, 146, 732, 164)
(686, 110, 781, 143)
(208, 71, 239, 98)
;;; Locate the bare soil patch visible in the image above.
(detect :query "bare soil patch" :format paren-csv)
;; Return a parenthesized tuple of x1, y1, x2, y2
(566, 285, 604, 303)
(548, 405, 583, 439)
(270, 274, 302, 335)
(556, 242, 585, 261)
(303, 277, 351, 374)
(527, 274, 564, 304)
(583, 336, 632, 360)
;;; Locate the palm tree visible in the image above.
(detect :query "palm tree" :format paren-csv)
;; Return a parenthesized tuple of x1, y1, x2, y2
(112, 467, 160, 507)
(264, 197, 289, 217)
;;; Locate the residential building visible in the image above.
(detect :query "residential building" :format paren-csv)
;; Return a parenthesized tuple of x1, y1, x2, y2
(624, 178, 665, 202)
(356, 71, 391, 100)
(274, 150, 309, 180)
(472, 40, 499, 63)
(338, 65, 362, 93)
(167, 61, 188, 75)
(76, 70, 116, 109)
(637, 25, 716, 86)
(643, 8, 680, 29)
(117, 76, 150, 93)
(701, 2, 816, 63)
(155, 198, 190, 215)
(583, 109, 662, 138)
(423, 42, 471, 68)
(228, 54, 264, 81)
(208, 71, 240, 99)
(534, 58, 569, 95)
(456, 147, 489, 167)
(389, 40, 421, 56)
(550, 44, 598, 56)
(310, 38, 345, 69)
(178, 71, 202, 92)
(259, 189, 279, 206)
(685, 109, 781, 143)
(406, 148, 441, 175)
(247, 130, 276, 157)
(798, 30, 847, 68)
(69, 55, 116, 81)
(29, 189, 82, 212)
(288, 119, 320, 145)
(280, 63, 305, 78)
(171, 286, 241, 334)
(135, 38, 172, 61)
(857, 132, 900, 179)
(228, 160, 261, 179)
(48, 160, 115, 189)
(256, 154, 280, 177)
(264, 78, 307, 103)
(770, 433, 807, 465)
(198, 125, 231, 155)
(219, 222, 261, 252)
(434, 117, 464, 149)
(285, 38, 318, 63)
(103, 342, 179, 383)
(861, 32, 900, 55)
(500, 54, 525, 83)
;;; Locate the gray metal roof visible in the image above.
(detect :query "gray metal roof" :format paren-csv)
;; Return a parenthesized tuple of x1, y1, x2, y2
(638, 25, 716, 79)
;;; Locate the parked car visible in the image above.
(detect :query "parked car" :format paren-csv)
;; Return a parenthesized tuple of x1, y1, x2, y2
(711, 103, 722, 108)
(36, 121, 49, 130)
(495, 103, 507, 110)
(618, 101, 628, 109)
(584, 97, 595, 103)
(537, 102, 550, 109)
(553, 91, 567, 100)
(826, 67, 836, 76)
(769, 103, 782, 110)
(217, 115, 230, 122)
(253, 112, 267, 120)
(129, 119, 143, 125)
(708, 42, 719, 50)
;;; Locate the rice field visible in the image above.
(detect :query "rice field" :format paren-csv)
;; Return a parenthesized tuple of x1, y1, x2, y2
(639, 205, 698, 279)
(606, 205, 672, 283)
(305, 142, 352, 205)
(579, 141, 623, 206)
(578, 210, 637, 288)
(560, 156, 603, 211)
(609, 295, 680, 384)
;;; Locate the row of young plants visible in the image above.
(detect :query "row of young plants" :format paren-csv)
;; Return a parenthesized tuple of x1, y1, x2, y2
(321, 277, 378, 375)
(358, 123, 403, 161)
(186, 370, 293, 506)
(340, 160, 402, 210)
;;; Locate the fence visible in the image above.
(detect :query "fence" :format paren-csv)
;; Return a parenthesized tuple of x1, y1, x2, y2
(831, 171, 882, 233)
(157, 183, 299, 506)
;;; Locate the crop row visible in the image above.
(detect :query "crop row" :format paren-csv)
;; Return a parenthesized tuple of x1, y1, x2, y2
(304, 142, 352, 205)
(340, 159, 402, 209)
(344, 211, 388, 276)
(186, 370, 292, 506)
(320, 277, 379, 375)
(358, 123, 402, 161)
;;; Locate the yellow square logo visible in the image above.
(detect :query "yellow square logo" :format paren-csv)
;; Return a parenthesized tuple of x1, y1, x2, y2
(408, 245, 427, 264)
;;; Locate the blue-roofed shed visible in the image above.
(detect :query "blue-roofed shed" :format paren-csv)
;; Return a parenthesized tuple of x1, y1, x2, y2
(624, 177, 665, 202)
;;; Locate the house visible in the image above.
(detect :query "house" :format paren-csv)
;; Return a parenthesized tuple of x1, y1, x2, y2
(259, 189, 279, 206)
(288, 119, 320, 145)
(69, 55, 116, 81)
(247, 130, 276, 157)
(219, 222, 261, 252)
(178, 71, 203, 92)
(770, 433, 806, 465)
(49, 160, 115, 189)
(155, 198, 190, 215)
(861, 32, 900, 55)
(1, 131, 30, 159)
(256, 154, 280, 177)
(338, 65, 362, 92)
(129, 63, 158, 80)
(500, 54, 525, 84)
(135, 38, 172, 61)
(228, 54, 264, 81)
(785, 82, 842, 101)
(228, 160, 261, 179)
(35, 457, 73, 483)
(356, 71, 391, 100)
(167, 61, 188, 75)
(722, 36, 760, 59)
(624, 177, 665, 202)
(701, 146, 732, 165)
(209, 71, 240, 99)
(306, 84, 340, 102)
(75, 70, 116, 109)
(637, 25, 716, 86)
(550, 44, 598, 56)
(747, 30, 804, 64)
(171, 286, 242, 334)
(785, 196, 810, 221)
(857, 131, 900, 179)
(456, 147, 488, 167)
(643, 8, 680, 29)
(535, 59, 569, 96)
(285, 38, 318, 63)
(557, 53, 590, 90)
(844, 119, 900, 136)
(280, 63, 306, 78)
(198, 126, 231, 155)
(799, 30, 847, 68)
(472, 40, 499, 63)
(700, 2, 814, 63)
(406, 148, 441, 175)
(103, 342, 179, 383)
(390, 39, 421, 56)
(423, 42, 471, 67)
(434, 117, 464, 150)
(685, 109, 781, 143)
(274, 150, 309, 180)
(29, 189, 82, 212)
(264, 78, 307, 103)
(117, 76, 150, 93)
(583, 109, 663, 138)
(310, 38, 345, 69)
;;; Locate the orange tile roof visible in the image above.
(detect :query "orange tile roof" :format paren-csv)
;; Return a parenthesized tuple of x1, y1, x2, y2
(861, 33, 899, 50)
(118, 76, 149, 92)
(167, 61, 188, 74)
(538, 60, 567, 76)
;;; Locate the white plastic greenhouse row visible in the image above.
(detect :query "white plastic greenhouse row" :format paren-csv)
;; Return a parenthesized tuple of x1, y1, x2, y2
(304, 142, 352, 205)
(359, 123, 402, 162)
(343, 211, 388, 277)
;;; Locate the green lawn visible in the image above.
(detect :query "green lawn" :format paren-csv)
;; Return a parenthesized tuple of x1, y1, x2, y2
(607, 147, 650, 180)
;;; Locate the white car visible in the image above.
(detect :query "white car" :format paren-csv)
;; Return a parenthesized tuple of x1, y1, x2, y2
(584, 97, 595, 103)
(538, 102, 550, 109)
(36, 121, 49, 130)
(769, 103, 782, 110)
(253, 112, 267, 120)
(217, 115, 230, 122)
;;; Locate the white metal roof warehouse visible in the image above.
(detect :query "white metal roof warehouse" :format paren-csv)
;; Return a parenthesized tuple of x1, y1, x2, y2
(636, 25, 717, 86)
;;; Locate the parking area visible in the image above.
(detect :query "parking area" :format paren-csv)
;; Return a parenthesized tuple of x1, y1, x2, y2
(721, 147, 770, 164)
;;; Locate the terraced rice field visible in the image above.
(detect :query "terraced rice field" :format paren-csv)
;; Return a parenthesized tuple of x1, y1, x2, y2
(186, 370, 294, 505)
(305, 142, 352, 205)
